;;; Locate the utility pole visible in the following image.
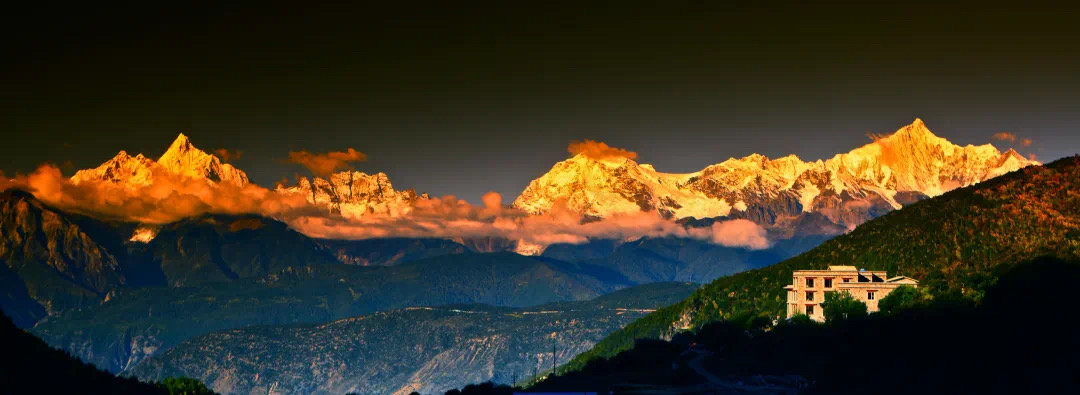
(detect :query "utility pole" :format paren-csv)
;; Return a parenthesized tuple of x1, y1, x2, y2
(552, 332, 557, 376)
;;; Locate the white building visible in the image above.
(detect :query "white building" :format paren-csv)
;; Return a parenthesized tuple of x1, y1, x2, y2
(785, 265, 918, 321)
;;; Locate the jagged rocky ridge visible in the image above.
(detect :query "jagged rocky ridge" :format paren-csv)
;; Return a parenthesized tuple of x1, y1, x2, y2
(0, 190, 129, 325)
(276, 171, 428, 218)
(66, 119, 1034, 240)
(0, 189, 343, 327)
(71, 133, 249, 187)
(560, 155, 1080, 373)
(513, 119, 1035, 232)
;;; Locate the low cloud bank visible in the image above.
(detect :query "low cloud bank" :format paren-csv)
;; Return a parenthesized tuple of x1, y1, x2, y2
(1, 164, 314, 224)
(291, 192, 770, 249)
(2, 166, 771, 250)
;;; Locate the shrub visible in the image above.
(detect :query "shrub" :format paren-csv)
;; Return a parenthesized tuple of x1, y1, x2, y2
(821, 291, 867, 322)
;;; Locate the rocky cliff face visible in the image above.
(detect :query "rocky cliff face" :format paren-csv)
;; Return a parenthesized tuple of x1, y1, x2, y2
(276, 171, 426, 217)
(0, 190, 126, 322)
(126, 282, 698, 395)
(513, 119, 1036, 232)
(0, 189, 345, 328)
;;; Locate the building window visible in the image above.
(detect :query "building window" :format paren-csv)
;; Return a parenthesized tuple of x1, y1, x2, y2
(867, 291, 876, 300)
(805, 291, 814, 301)
(843, 278, 851, 283)
(806, 278, 814, 287)
(806, 305, 815, 315)
(824, 278, 832, 288)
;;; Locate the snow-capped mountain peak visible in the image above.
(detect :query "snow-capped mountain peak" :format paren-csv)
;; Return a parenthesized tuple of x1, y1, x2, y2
(514, 119, 1038, 232)
(156, 134, 248, 186)
(164, 133, 194, 154)
(71, 133, 249, 187)
(276, 170, 424, 218)
(71, 150, 158, 186)
(513, 152, 729, 219)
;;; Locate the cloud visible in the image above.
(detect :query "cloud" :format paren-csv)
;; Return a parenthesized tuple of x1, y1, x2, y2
(3, 162, 772, 251)
(287, 148, 368, 176)
(567, 140, 638, 161)
(287, 193, 771, 250)
(214, 148, 243, 162)
(1028, 153, 1038, 161)
(1, 164, 314, 224)
(481, 191, 502, 208)
(866, 133, 902, 167)
(1020, 138, 1032, 147)
(708, 219, 771, 249)
(992, 132, 1017, 143)
(273, 176, 293, 188)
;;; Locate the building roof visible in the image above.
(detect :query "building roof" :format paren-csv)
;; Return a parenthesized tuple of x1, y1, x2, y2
(886, 276, 919, 284)
(828, 265, 858, 271)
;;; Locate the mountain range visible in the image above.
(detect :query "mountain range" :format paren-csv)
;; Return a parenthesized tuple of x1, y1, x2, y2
(125, 282, 697, 395)
(25, 220, 768, 373)
(62, 118, 1035, 248)
(514, 119, 1033, 232)
(561, 154, 1080, 374)
(0, 119, 1049, 395)
(71, 133, 249, 188)
(276, 171, 427, 218)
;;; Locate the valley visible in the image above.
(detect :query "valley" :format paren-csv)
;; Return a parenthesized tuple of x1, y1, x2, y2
(0, 121, 1054, 394)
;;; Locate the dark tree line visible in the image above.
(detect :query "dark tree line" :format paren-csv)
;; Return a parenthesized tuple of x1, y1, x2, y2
(452, 256, 1080, 394)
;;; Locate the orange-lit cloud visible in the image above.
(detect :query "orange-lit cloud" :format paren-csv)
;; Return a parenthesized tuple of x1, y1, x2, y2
(1028, 153, 1038, 161)
(214, 148, 243, 162)
(707, 219, 770, 248)
(567, 140, 638, 161)
(992, 132, 1017, 143)
(287, 148, 368, 176)
(273, 176, 293, 189)
(866, 133, 902, 167)
(481, 191, 502, 209)
(1020, 138, 1032, 147)
(1, 164, 314, 224)
(2, 163, 771, 250)
(288, 192, 770, 249)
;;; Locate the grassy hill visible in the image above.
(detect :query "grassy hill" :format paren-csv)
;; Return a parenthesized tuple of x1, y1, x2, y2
(563, 155, 1080, 372)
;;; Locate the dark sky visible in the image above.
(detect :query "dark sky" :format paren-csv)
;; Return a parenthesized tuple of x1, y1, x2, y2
(4, 2, 1079, 202)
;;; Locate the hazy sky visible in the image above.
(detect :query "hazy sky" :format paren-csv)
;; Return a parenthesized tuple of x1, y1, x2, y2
(4, 3, 1079, 202)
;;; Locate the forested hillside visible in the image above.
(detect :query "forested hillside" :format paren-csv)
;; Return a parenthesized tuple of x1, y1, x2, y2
(0, 313, 213, 394)
(565, 155, 1080, 372)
